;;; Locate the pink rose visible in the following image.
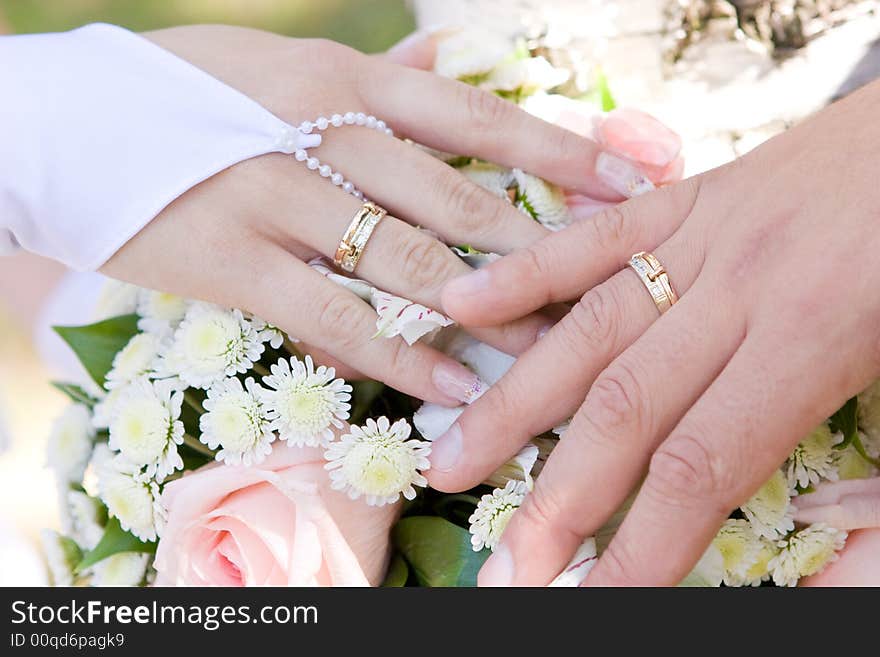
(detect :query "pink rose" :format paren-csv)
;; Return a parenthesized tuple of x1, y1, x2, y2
(595, 108, 683, 182)
(154, 444, 399, 586)
(552, 104, 684, 220)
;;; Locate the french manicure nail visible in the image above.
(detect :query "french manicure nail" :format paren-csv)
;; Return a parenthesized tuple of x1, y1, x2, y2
(445, 269, 491, 298)
(432, 361, 485, 404)
(596, 152, 655, 198)
(430, 423, 463, 472)
(479, 544, 514, 587)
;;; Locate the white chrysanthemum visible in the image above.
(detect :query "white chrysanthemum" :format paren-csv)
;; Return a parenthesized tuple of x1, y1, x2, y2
(741, 536, 780, 587)
(469, 480, 527, 551)
(458, 162, 515, 199)
(66, 490, 105, 550)
(159, 303, 264, 389)
(434, 30, 512, 80)
(93, 279, 140, 321)
(769, 523, 847, 587)
(740, 469, 795, 540)
(325, 417, 430, 506)
(513, 169, 571, 230)
(261, 355, 351, 448)
(200, 377, 274, 466)
(249, 315, 285, 349)
(371, 289, 454, 345)
(484, 56, 569, 95)
(47, 404, 95, 482)
(712, 519, 763, 587)
(41, 529, 81, 586)
(136, 289, 189, 335)
(108, 378, 183, 481)
(105, 332, 162, 390)
(91, 552, 149, 587)
(787, 424, 843, 489)
(92, 387, 124, 430)
(97, 456, 165, 542)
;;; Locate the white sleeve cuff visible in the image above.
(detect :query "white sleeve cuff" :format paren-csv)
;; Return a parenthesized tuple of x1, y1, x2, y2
(0, 23, 318, 271)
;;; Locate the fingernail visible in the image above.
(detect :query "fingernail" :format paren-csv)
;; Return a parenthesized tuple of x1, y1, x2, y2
(445, 269, 491, 299)
(430, 423, 463, 472)
(432, 361, 485, 404)
(595, 152, 655, 198)
(387, 25, 460, 56)
(387, 29, 430, 57)
(479, 544, 514, 587)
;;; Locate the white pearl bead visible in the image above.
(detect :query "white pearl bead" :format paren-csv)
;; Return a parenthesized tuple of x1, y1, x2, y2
(343, 112, 356, 125)
(331, 113, 343, 127)
(294, 149, 307, 161)
(354, 190, 364, 200)
(355, 112, 367, 125)
(365, 115, 377, 129)
(316, 116, 329, 130)
(376, 120, 386, 131)
(342, 181, 355, 194)
(299, 121, 313, 134)
(331, 173, 344, 186)
(384, 128, 394, 136)
(306, 157, 320, 170)
(318, 164, 332, 177)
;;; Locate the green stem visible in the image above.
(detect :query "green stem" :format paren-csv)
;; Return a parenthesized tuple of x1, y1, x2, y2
(182, 433, 214, 458)
(852, 434, 880, 468)
(251, 361, 270, 378)
(183, 390, 204, 413)
(282, 337, 302, 359)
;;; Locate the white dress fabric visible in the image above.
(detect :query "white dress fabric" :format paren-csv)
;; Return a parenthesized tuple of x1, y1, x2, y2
(0, 23, 318, 271)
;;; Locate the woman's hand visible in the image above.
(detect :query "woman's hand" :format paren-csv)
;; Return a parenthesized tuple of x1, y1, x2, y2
(430, 78, 880, 585)
(101, 25, 635, 405)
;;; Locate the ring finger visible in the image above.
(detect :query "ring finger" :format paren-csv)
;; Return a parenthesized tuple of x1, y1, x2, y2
(285, 167, 552, 356)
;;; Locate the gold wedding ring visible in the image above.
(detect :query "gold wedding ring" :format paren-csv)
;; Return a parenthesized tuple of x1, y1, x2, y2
(628, 251, 678, 314)
(334, 202, 387, 273)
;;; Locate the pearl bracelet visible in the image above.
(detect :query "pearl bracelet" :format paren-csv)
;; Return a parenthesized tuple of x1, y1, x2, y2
(277, 112, 394, 200)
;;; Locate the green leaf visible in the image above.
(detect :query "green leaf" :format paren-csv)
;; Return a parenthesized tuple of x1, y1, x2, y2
(381, 553, 410, 587)
(595, 68, 617, 111)
(54, 314, 140, 387)
(830, 397, 859, 450)
(392, 516, 489, 587)
(50, 381, 99, 409)
(76, 516, 155, 573)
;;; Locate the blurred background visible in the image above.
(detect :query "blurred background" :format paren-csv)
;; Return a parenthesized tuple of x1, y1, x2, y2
(1, 0, 878, 585)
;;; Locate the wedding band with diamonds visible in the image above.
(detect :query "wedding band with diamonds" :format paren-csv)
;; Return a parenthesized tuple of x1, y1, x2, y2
(334, 202, 387, 273)
(627, 251, 678, 314)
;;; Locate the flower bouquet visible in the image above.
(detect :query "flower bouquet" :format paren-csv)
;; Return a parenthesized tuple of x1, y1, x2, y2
(42, 30, 880, 587)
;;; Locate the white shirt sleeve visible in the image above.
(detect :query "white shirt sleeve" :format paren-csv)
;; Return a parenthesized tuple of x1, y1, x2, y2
(0, 23, 320, 271)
